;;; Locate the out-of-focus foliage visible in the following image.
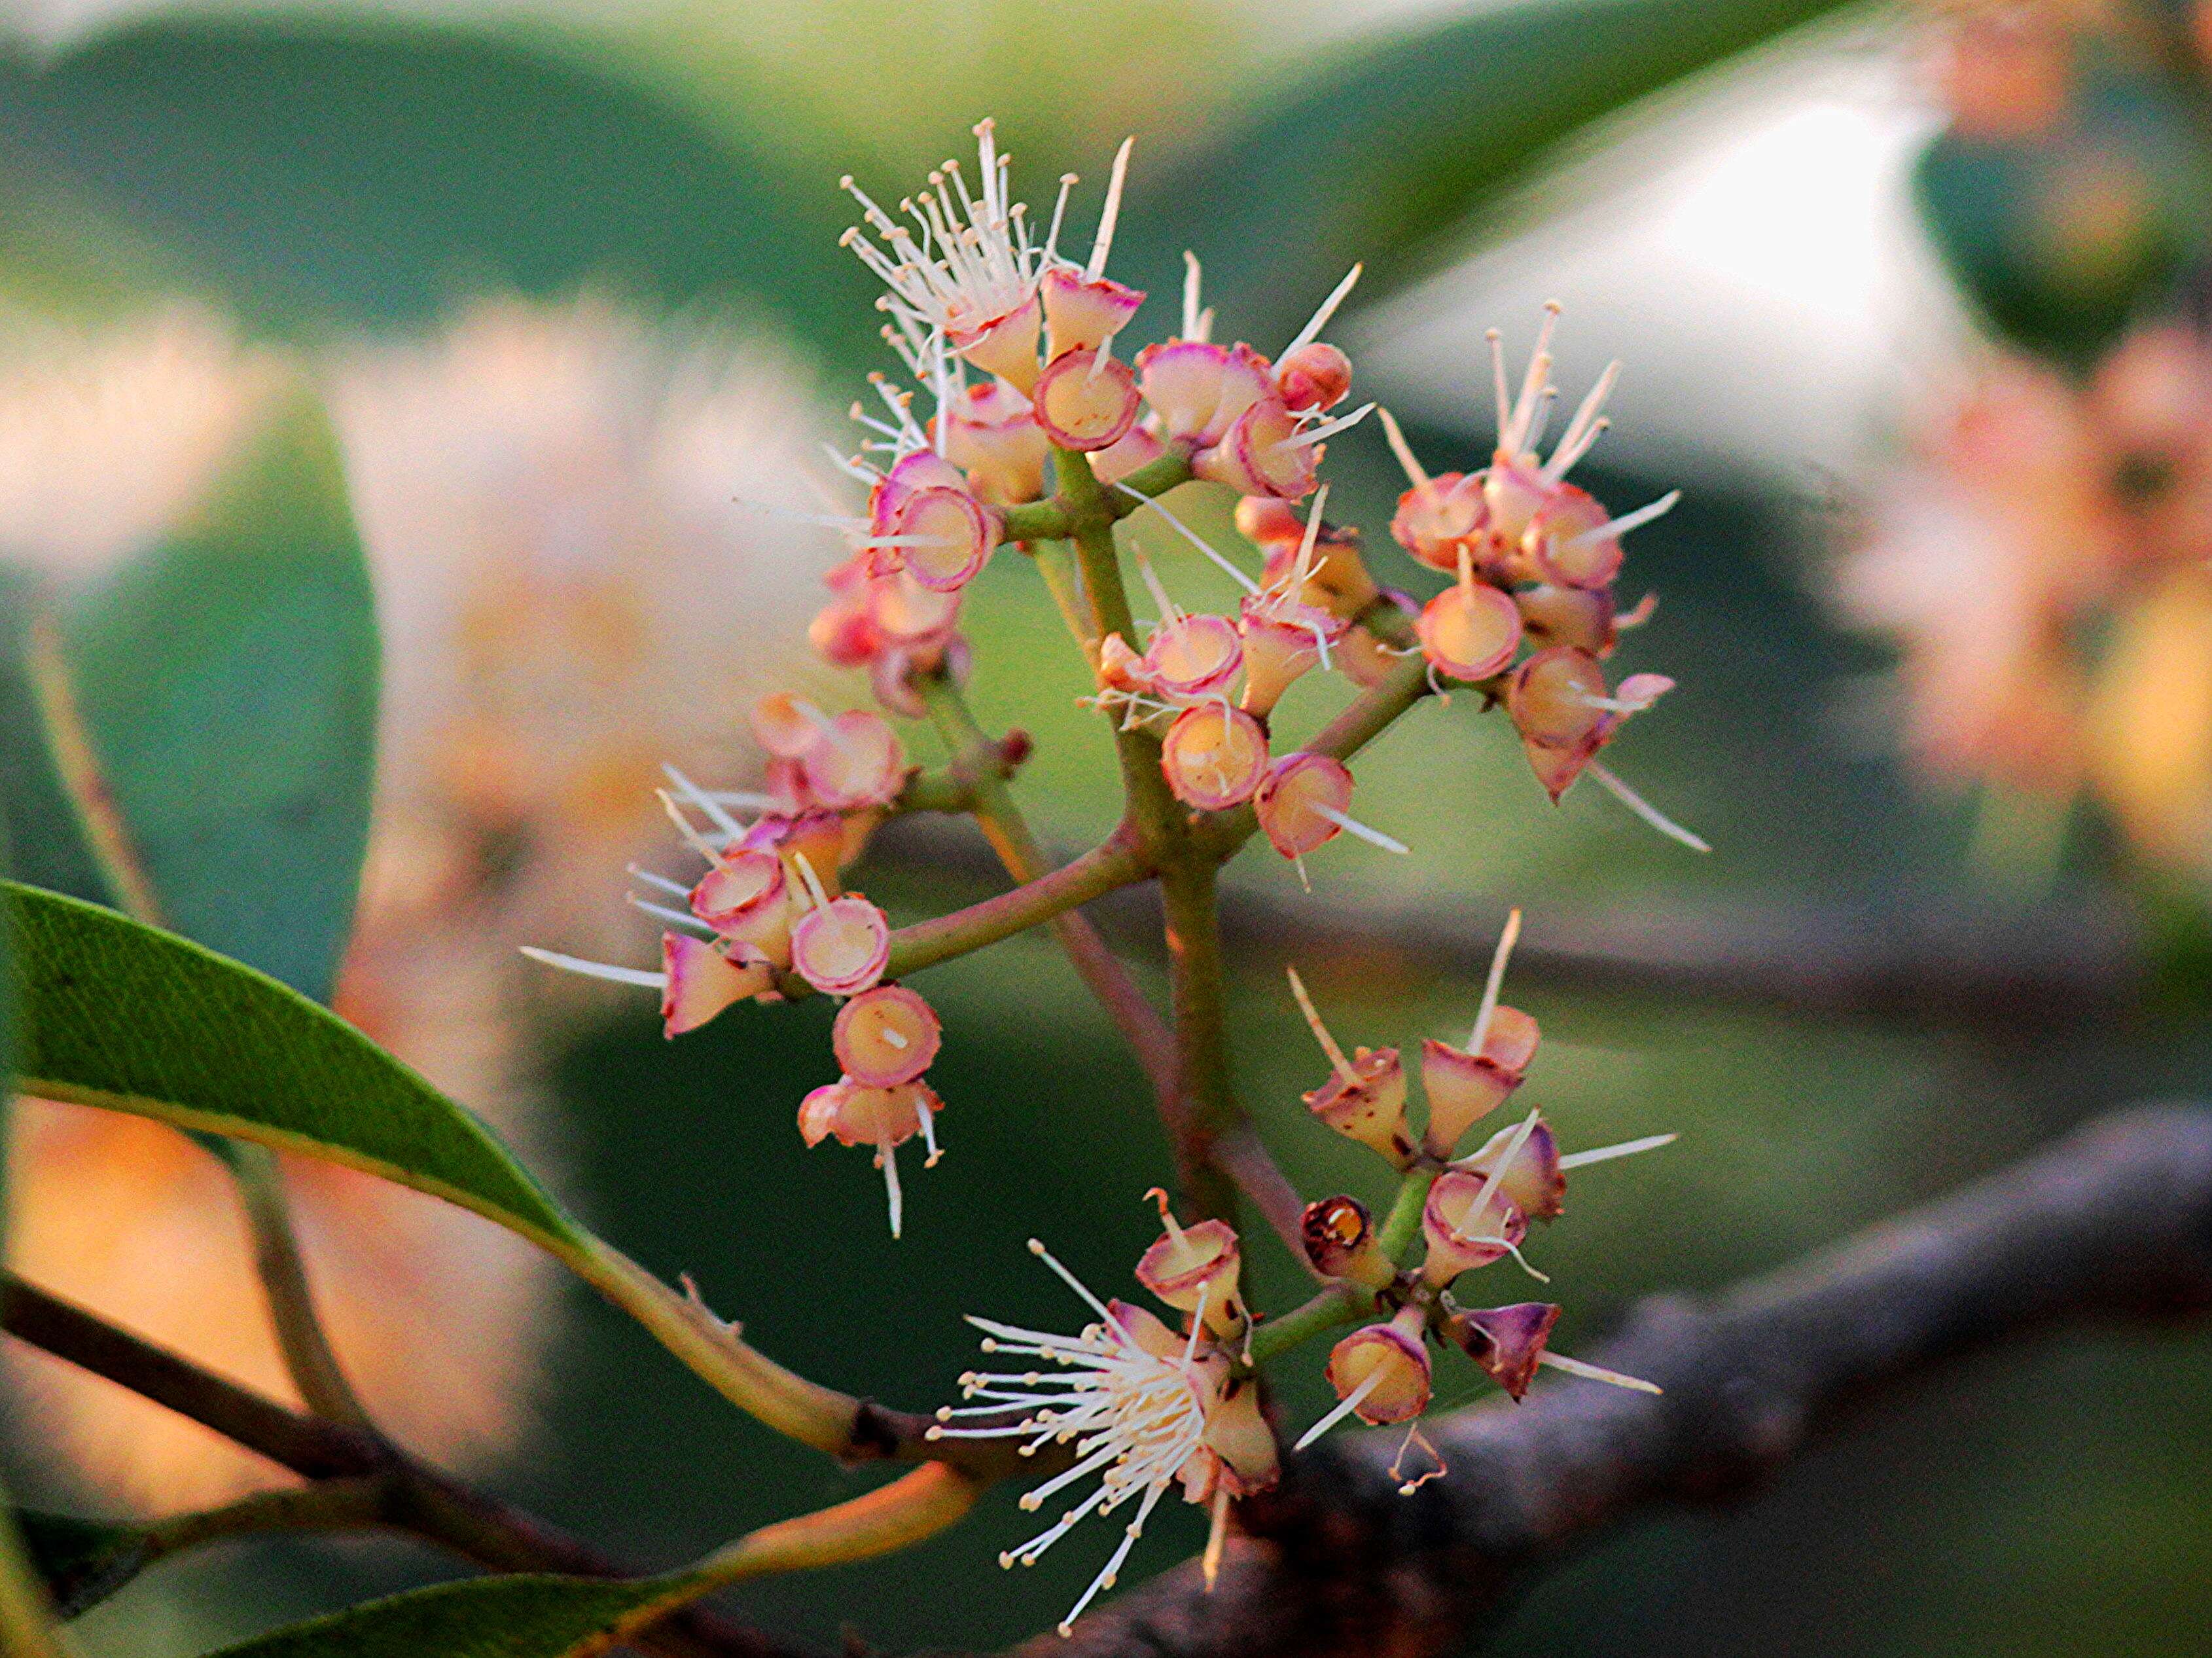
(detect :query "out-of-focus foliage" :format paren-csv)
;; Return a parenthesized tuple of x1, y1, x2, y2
(198, 1574, 665, 1658)
(20, 387, 376, 1002)
(5, 884, 579, 1253)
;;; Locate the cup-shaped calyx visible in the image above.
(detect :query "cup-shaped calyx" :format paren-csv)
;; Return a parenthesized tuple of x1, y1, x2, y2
(1422, 907, 1538, 1157)
(832, 984, 942, 1087)
(1300, 1195, 1395, 1289)
(1419, 1166, 1531, 1284)
(1444, 1301, 1561, 1401)
(1133, 1191, 1247, 1341)
(1289, 966, 1410, 1166)
(1321, 1304, 1432, 1427)
(1456, 1115, 1565, 1223)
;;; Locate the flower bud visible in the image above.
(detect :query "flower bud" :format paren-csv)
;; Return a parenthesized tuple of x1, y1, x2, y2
(1041, 267, 1146, 359)
(799, 710, 908, 811)
(891, 485, 999, 593)
(1419, 1005, 1539, 1157)
(1321, 1305, 1431, 1426)
(1275, 341, 1352, 412)
(1134, 1199, 1244, 1339)
(789, 893, 891, 996)
(661, 932, 772, 1036)
(940, 380, 1050, 505)
(1033, 346, 1142, 452)
(1418, 579, 1523, 681)
(1457, 1116, 1565, 1222)
(1254, 751, 1353, 859)
(1160, 704, 1269, 810)
(1234, 495, 1302, 549)
(1300, 1195, 1395, 1288)
(690, 848, 793, 967)
(1445, 1301, 1561, 1401)
(832, 984, 942, 1087)
(1420, 1166, 1529, 1284)
(1303, 1045, 1410, 1164)
(1143, 613, 1243, 703)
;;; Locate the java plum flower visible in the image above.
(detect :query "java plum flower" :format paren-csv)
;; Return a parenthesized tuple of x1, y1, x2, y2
(1287, 966, 1410, 1166)
(929, 1234, 1278, 1634)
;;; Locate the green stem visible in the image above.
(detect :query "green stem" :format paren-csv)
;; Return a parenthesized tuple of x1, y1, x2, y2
(1247, 1284, 1366, 1365)
(920, 677, 1177, 1107)
(216, 1141, 373, 1427)
(884, 835, 1149, 979)
(1377, 1164, 1440, 1264)
(143, 1476, 392, 1559)
(1029, 539, 1097, 660)
(1158, 858, 1243, 1222)
(1054, 448, 1183, 852)
(1001, 449, 1193, 543)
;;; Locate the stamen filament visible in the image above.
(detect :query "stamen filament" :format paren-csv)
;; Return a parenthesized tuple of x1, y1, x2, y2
(1585, 762, 1711, 854)
(1538, 1350, 1662, 1395)
(1088, 138, 1133, 278)
(1376, 405, 1432, 492)
(1559, 1132, 1677, 1170)
(518, 946, 664, 988)
(1281, 261, 1362, 358)
(1308, 802, 1410, 855)
(1285, 965, 1358, 1085)
(1469, 907, 1523, 1053)
(1293, 1367, 1385, 1450)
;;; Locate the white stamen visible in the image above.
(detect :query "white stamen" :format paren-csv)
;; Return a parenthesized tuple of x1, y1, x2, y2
(1572, 490, 1679, 549)
(1469, 907, 1523, 1053)
(630, 894, 713, 934)
(1375, 406, 1432, 492)
(664, 765, 748, 842)
(1285, 965, 1358, 1086)
(629, 865, 694, 898)
(1202, 1485, 1230, 1590)
(1308, 803, 1409, 855)
(1459, 1109, 1541, 1245)
(1537, 1350, 1662, 1395)
(1275, 400, 1374, 451)
(881, 1137, 903, 1238)
(1293, 1368, 1385, 1450)
(791, 850, 834, 910)
(1113, 482, 1258, 594)
(1182, 251, 1204, 338)
(1559, 1133, 1677, 1170)
(1544, 361, 1620, 481)
(918, 1099, 942, 1166)
(1087, 138, 1133, 278)
(1281, 262, 1362, 359)
(1585, 763, 1711, 854)
(518, 946, 664, 989)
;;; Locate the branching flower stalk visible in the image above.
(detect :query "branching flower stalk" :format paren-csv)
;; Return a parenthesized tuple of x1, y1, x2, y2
(526, 118, 1700, 1634)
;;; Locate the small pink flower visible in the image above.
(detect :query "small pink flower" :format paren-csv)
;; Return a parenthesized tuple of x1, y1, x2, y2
(790, 892, 892, 996)
(1417, 566, 1524, 682)
(1445, 1303, 1561, 1401)
(1253, 752, 1353, 858)
(660, 932, 772, 1036)
(1288, 965, 1409, 1165)
(1420, 1164, 1531, 1282)
(832, 984, 942, 1087)
(1308, 1305, 1432, 1432)
(1275, 340, 1352, 413)
(1160, 704, 1269, 809)
(940, 380, 1050, 505)
(1033, 346, 1143, 452)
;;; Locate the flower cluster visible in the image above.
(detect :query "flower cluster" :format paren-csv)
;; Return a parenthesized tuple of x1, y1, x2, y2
(929, 1206, 1274, 1634)
(1374, 308, 1697, 845)
(521, 117, 1698, 1636)
(1844, 326, 2212, 878)
(1284, 914, 1669, 1482)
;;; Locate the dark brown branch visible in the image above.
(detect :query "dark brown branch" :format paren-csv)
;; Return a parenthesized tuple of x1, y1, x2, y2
(0, 1278, 813, 1658)
(1031, 1102, 2212, 1658)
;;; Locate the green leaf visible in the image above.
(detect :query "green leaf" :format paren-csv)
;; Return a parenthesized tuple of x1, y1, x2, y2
(5, 882, 584, 1256)
(1126, 0, 1866, 344)
(198, 1574, 668, 1658)
(0, 16, 865, 353)
(5, 384, 380, 1005)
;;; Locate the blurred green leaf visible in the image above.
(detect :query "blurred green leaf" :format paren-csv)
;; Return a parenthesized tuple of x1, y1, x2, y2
(198, 1574, 666, 1658)
(0, 14, 864, 351)
(3, 384, 378, 1003)
(5, 882, 584, 1255)
(1126, 0, 1867, 343)
(1914, 73, 2209, 363)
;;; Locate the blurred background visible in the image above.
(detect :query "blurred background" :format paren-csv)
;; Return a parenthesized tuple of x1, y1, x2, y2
(2, 0, 2211, 1652)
